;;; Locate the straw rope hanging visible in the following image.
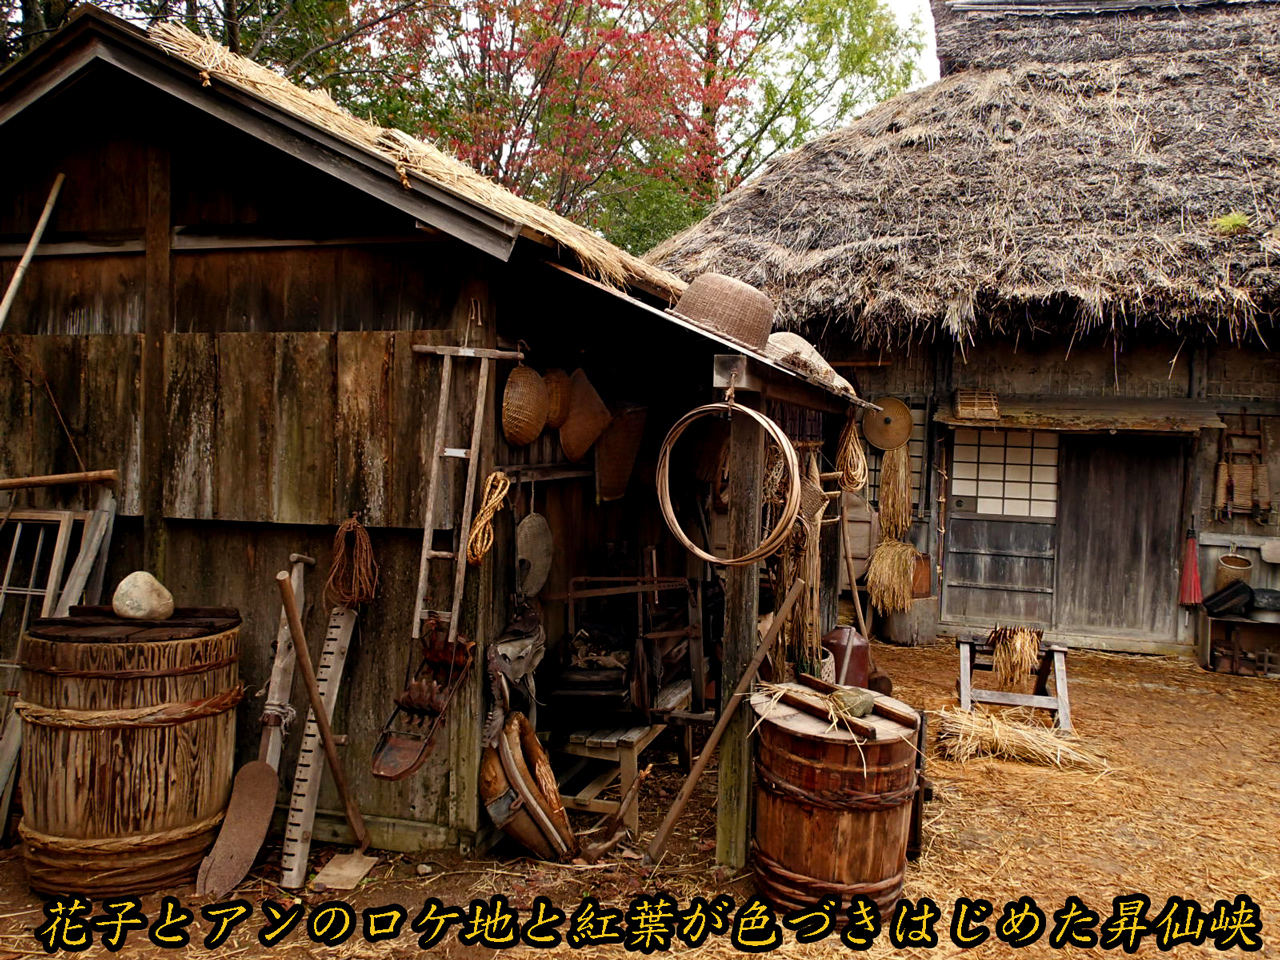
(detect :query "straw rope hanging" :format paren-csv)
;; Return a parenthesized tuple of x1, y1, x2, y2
(865, 538, 918, 614)
(878, 443, 913, 541)
(326, 515, 379, 608)
(467, 471, 511, 566)
(835, 411, 869, 492)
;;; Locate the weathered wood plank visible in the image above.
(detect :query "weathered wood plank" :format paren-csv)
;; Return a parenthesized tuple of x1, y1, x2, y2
(163, 333, 217, 520)
(387, 330, 452, 529)
(84, 334, 142, 516)
(143, 142, 171, 576)
(718, 396, 765, 869)
(272, 332, 334, 524)
(0, 337, 34, 493)
(334, 332, 390, 526)
(214, 334, 276, 523)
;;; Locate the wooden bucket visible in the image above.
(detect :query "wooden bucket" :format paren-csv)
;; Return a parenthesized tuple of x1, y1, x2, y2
(17, 610, 242, 896)
(750, 686, 917, 913)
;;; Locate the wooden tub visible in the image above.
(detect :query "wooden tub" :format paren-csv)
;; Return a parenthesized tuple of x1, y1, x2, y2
(17, 608, 241, 895)
(750, 685, 918, 913)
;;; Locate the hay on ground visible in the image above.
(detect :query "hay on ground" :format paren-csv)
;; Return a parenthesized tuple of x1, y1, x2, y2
(936, 707, 1106, 770)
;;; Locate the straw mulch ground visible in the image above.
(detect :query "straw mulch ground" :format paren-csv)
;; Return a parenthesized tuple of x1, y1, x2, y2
(0, 644, 1275, 959)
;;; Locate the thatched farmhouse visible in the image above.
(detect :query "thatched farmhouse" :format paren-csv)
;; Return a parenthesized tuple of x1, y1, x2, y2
(655, 0, 1280, 661)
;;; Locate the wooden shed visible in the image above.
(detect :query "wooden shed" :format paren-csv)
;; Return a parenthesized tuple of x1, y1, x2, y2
(655, 0, 1280, 662)
(0, 7, 860, 864)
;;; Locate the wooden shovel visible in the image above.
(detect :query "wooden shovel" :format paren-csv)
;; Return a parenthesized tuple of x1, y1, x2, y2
(197, 558, 311, 897)
(276, 572, 378, 890)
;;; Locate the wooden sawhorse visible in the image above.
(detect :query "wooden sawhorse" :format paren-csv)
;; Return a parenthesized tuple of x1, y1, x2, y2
(956, 635, 1073, 732)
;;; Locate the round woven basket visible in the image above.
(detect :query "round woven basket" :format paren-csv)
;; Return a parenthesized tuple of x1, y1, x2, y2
(1215, 553, 1254, 592)
(502, 365, 549, 446)
(668, 273, 774, 351)
(543, 368, 571, 429)
(596, 404, 648, 502)
(559, 369, 612, 463)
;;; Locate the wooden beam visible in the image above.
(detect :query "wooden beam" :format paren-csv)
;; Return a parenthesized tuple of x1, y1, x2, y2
(717, 394, 765, 869)
(142, 142, 170, 578)
(0, 470, 117, 490)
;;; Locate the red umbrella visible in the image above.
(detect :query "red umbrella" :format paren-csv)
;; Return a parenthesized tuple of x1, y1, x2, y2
(1179, 525, 1203, 606)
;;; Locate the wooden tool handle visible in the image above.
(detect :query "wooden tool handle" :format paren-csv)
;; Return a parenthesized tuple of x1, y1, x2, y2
(0, 469, 118, 490)
(777, 689, 878, 740)
(276, 572, 370, 852)
(799, 671, 919, 730)
(644, 577, 807, 866)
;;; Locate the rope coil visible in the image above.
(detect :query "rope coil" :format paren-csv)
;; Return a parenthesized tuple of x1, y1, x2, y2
(467, 471, 511, 566)
(15, 685, 243, 729)
(326, 515, 379, 607)
(657, 402, 802, 566)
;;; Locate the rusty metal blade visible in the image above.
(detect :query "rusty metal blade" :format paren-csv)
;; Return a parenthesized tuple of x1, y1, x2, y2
(195, 761, 278, 897)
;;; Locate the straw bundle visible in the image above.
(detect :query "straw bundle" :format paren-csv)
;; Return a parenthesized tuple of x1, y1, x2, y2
(757, 682, 876, 737)
(835, 412, 869, 492)
(878, 443, 912, 540)
(989, 625, 1042, 689)
(936, 707, 1106, 770)
(866, 537, 918, 614)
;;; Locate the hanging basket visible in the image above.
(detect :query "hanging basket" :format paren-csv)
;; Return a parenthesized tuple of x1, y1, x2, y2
(502, 365, 549, 447)
(595, 404, 648, 502)
(1215, 553, 1254, 592)
(543, 368, 571, 429)
(559, 369, 612, 463)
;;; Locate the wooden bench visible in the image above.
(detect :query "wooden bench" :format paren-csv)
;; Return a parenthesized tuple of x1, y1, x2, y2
(956, 635, 1073, 732)
(558, 680, 692, 832)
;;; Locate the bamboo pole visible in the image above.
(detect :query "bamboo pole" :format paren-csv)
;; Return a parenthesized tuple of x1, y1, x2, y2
(0, 470, 118, 491)
(0, 174, 66, 333)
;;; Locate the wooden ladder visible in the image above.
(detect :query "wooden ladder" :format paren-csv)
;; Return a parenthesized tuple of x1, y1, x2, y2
(409, 344, 523, 643)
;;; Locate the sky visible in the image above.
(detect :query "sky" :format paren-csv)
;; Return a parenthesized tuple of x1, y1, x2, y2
(889, 0, 941, 86)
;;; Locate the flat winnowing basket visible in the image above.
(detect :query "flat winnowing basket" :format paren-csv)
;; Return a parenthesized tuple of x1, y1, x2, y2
(559, 369, 612, 463)
(595, 404, 648, 502)
(954, 388, 1000, 421)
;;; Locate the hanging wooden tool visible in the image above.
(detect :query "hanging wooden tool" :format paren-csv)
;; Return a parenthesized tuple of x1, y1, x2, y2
(643, 577, 806, 865)
(278, 603, 359, 889)
(196, 553, 313, 896)
(371, 344, 523, 780)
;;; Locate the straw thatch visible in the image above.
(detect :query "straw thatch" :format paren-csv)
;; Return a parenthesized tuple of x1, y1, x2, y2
(651, 0, 1280, 346)
(936, 706, 1107, 769)
(147, 23, 686, 303)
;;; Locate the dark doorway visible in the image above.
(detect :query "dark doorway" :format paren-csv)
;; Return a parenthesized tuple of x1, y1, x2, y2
(1054, 434, 1184, 639)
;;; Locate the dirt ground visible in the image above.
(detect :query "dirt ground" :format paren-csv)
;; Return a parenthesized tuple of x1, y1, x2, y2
(0, 642, 1276, 958)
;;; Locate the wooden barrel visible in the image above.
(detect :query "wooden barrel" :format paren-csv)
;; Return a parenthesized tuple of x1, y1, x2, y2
(17, 608, 242, 896)
(750, 684, 918, 913)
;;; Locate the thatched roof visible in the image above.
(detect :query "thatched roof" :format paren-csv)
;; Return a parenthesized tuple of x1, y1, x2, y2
(651, 0, 1280, 346)
(147, 24, 686, 303)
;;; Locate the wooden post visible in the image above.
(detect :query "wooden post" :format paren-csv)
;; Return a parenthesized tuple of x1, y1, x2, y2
(142, 144, 171, 579)
(717, 393, 764, 868)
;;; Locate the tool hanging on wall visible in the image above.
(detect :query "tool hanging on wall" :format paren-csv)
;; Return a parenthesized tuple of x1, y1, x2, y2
(1215, 413, 1272, 524)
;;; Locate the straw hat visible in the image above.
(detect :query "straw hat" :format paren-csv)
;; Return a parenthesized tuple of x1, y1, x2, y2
(559, 369, 612, 462)
(668, 273, 774, 351)
(861, 397, 913, 451)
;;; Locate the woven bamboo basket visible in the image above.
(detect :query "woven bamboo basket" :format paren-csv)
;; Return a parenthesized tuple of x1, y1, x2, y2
(559, 369, 612, 463)
(1216, 553, 1254, 591)
(668, 273, 774, 351)
(502, 365, 549, 446)
(595, 404, 648, 502)
(543, 368, 571, 429)
(18, 611, 241, 896)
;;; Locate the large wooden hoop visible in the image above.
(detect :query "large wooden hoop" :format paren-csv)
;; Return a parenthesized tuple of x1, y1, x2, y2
(657, 402, 801, 566)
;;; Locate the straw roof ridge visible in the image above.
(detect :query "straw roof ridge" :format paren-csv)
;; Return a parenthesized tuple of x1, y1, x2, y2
(147, 22, 686, 303)
(650, 1, 1280, 346)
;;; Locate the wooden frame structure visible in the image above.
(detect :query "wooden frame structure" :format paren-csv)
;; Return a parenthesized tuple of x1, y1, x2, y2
(956, 634, 1073, 732)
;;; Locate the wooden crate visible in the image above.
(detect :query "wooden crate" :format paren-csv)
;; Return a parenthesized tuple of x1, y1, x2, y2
(953, 389, 1000, 421)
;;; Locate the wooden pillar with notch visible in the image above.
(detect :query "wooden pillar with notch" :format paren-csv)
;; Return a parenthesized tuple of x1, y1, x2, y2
(142, 143, 171, 579)
(716, 391, 765, 868)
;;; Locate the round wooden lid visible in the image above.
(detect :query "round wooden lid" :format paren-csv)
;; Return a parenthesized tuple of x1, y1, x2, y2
(749, 682, 918, 743)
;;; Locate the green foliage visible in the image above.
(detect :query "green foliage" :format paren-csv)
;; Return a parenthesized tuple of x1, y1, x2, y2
(1211, 211, 1251, 236)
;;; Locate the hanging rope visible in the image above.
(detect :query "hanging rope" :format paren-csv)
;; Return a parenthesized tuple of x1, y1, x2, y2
(835, 410, 869, 492)
(467, 471, 511, 566)
(325, 515, 379, 607)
